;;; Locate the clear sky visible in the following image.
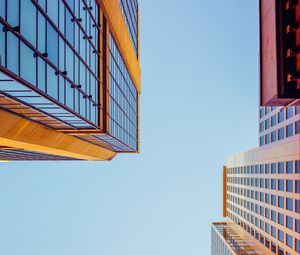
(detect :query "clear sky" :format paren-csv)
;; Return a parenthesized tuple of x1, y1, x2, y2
(0, 1, 259, 254)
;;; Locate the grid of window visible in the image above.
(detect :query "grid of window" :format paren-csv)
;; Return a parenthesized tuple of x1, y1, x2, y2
(108, 34, 138, 152)
(259, 106, 300, 146)
(226, 160, 300, 255)
(118, 0, 138, 57)
(0, 0, 100, 128)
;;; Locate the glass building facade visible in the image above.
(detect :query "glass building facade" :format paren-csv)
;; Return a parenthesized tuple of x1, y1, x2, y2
(107, 34, 138, 152)
(118, 0, 139, 57)
(0, 0, 100, 129)
(0, 0, 141, 159)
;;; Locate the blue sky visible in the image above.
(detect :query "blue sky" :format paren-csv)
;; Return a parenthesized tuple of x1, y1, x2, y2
(0, 1, 259, 254)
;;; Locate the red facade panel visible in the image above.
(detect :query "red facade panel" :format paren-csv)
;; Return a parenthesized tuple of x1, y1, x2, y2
(260, 0, 300, 106)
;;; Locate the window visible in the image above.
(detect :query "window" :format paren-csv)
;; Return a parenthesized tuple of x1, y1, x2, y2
(296, 239, 300, 253)
(271, 179, 277, 190)
(271, 115, 277, 126)
(271, 131, 277, 142)
(271, 163, 276, 174)
(286, 234, 293, 248)
(278, 196, 284, 208)
(286, 198, 293, 211)
(271, 195, 277, 206)
(278, 230, 284, 243)
(271, 242, 276, 254)
(278, 179, 284, 191)
(265, 223, 270, 233)
(260, 108, 264, 118)
(286, 123, 293, 137)
(286, 180, 293, 192)
(0, 23, 5, 66)
(296, 219, 300, 233)
(278, 162, 284, 174)
(265, 238, 270, 248)
(278, 213, 284, 225)
(21, 0, 37, 46)
(265, 194, 270, 204)
(260, 164, 264, 174)
(265, 179, 270, 189)
(296, 120, 300, 134)
(271, 210, 277, 222)
(265, 119, 270, 130)
(278, 110, 284, 123)
(7, 34, 19, 74)
(20, 43, 36, 87)
(296, 180, 300, 193)
(286, 161, 293, 174)
(47, 24, 58, 66)
(297, 200, 300, 213)
(286, 106, 293, 119)
(265, 208, 270, 219)
(260, 122, 264, 132)
(286, 216, 293, 230)
(278, 127, 285, 140)
(296, 160, 300, 174)
(278, 247, 284, 255)
(260, 136, 264, 146)
(0, 0, 5, 19)
(265, 164, 270, 174)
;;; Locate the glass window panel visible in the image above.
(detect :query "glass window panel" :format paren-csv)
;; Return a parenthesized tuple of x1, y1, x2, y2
(47, 0, 58, 27)
(286, 107, 293, 119)
(286, 123, 293, 137)
(20, 43, 36, 86)
(65, 81, 74, 110)
(286, 198, 293, 211)
(59, 38, 65, 70)
(0, 0, 6, 19)
(7, 0, 19, 27)
(7, 34, 19, 74)
(296, 160, 300, 173)
(0, 24, 5, 66)
(65, 9, 74, 46)
(21, 0, 36, 46)
(47, 24, 58, 66)
(38, 13, 46, 53)
(65, 46, 74, 80)
(287, 216, 293, 230)
(59, 76, 65, 103)
(38, 58, 46, 92)
(47, 65, 58, 100)
(296, 219, 300, 233)
(286, 161, 293, 174)
(296, 120, 300, 135)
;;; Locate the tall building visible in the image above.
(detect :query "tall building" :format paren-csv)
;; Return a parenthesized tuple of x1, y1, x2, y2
(212, 106, 299, 255)
(214, 107, 300, 255)
(0, 0, 141, 160)
(212, 1, 300, 253)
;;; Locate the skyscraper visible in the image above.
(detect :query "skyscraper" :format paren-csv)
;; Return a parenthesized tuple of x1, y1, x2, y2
(212, 107, 299, 255)
(0, 0, 141, 160)
(212, 0, 300, 253)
